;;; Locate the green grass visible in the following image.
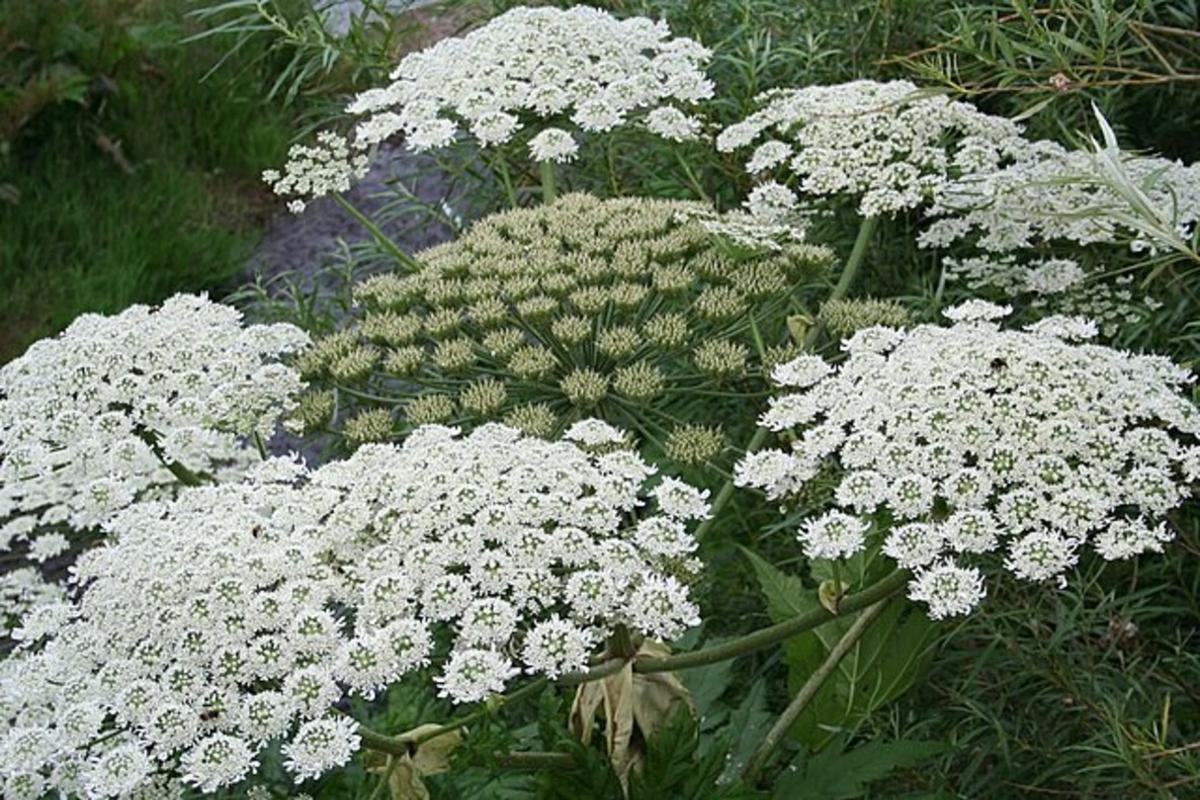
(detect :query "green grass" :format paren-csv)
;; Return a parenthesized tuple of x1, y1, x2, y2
(0, 0, 303, 361)
(0, 135, 257, 358)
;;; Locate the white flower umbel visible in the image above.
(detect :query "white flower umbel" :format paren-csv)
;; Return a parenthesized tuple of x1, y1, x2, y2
(343, 5, 711, 163)
(735, 302, 1198, 618)
(921, 139, 1200, 255)
(528, 127, 581, 163)
(0, 294, 308, 602)
(0, 423, 707, 796)
(716, 80, 1026, 218)
(920, 137, 1200, 331)
(942, 254, 1156, 336)
(263, 131, 370, 214)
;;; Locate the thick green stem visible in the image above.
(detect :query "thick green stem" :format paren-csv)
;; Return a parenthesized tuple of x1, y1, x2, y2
(356, 572, 907, 757)
(356, 659, 629, 754)
(801, 213, 878, 349)
(692, 215, 878, 543)
(540, 160, 558, 203)
(162, 459, 205, 487)
(829, 214, 878, 304)
(333, 193, 421, 271)
(674, 150, 712, 204)
(635, 568, 908, 674)
(357, 724, 412, 756)
(742, 597, 893, 782)
(494, 151, 520, 209)
(607, 624, 639, 660)
(137, 429, 207, 487)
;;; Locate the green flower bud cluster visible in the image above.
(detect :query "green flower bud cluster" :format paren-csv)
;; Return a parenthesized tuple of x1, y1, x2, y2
(301, 193, 834, 458)
(817, 297, 913, 339)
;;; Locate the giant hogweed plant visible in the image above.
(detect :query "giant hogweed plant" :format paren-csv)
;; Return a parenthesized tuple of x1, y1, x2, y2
(1, 297, 1194, 798)
(1, 4, 1199, 799)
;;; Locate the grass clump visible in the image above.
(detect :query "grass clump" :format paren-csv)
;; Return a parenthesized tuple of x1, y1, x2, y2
(0, 0, 305, 360)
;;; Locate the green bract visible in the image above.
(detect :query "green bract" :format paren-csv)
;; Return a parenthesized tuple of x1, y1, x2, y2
(294, 193, 834, 466)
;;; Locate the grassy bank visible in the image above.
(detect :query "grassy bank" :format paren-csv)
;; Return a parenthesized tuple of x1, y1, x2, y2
(0, 0, 302, 361)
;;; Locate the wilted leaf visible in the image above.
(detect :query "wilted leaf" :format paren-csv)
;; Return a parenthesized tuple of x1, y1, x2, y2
(569, 641, 696, 796)
(817, 579, 847, 614)
(366, 725, 464, 800)
(787, 314, 813, 345)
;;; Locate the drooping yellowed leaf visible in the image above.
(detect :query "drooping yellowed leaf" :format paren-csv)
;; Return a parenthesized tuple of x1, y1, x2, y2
(406, 724, 463, 776)
(365, 725, 465, 800)
(570, 673, 608, 747)
(603, 662, 637, 788)
(568, 640, 697, 796)
(787, 314, 813, 344)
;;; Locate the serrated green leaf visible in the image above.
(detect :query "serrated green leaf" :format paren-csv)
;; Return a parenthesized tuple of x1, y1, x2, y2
(719, 679, 773, 786)
(771, 739, 947, 799)
(680, 655, 735, 722)
(741, 546, 818, 624)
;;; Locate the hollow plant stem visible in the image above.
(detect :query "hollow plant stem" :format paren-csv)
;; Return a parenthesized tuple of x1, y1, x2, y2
(494, 150, 520, 209)
(333, 193, 421, 271)
(741, 597, 893, 783)
(162, 459, 205, 487)
(540, 160, 558, 203)
(356, 659, 629, 756)
(691, 214, 879, 543)
(137, 430, 207, 487)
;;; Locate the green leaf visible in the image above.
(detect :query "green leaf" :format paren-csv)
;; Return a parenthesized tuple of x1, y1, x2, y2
(771, 739, 947, 799)
(719, 679, 773, 786)
(741, 546, 818, 624)
(680, 656, 735, 723)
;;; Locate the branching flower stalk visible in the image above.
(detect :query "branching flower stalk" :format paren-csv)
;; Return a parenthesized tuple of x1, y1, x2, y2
(331, 194, 421, 271)
(354, 568, 910, 756)
(540, 161, 558, 204)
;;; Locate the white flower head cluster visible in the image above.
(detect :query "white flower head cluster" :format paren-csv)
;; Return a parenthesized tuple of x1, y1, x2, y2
(263, 130, 371, 214)
(671, 202, 812, 253)
(345, 5, 713, 162)
(943, 254, 1160, 336)
(716, 80, 1027, 218)
(735, 302, 1198, 620)
(921, 139, 1200, 254)
(0, 568, 65, 632)
(0, 423, 708, 796)
(0, 294, 309, 554)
